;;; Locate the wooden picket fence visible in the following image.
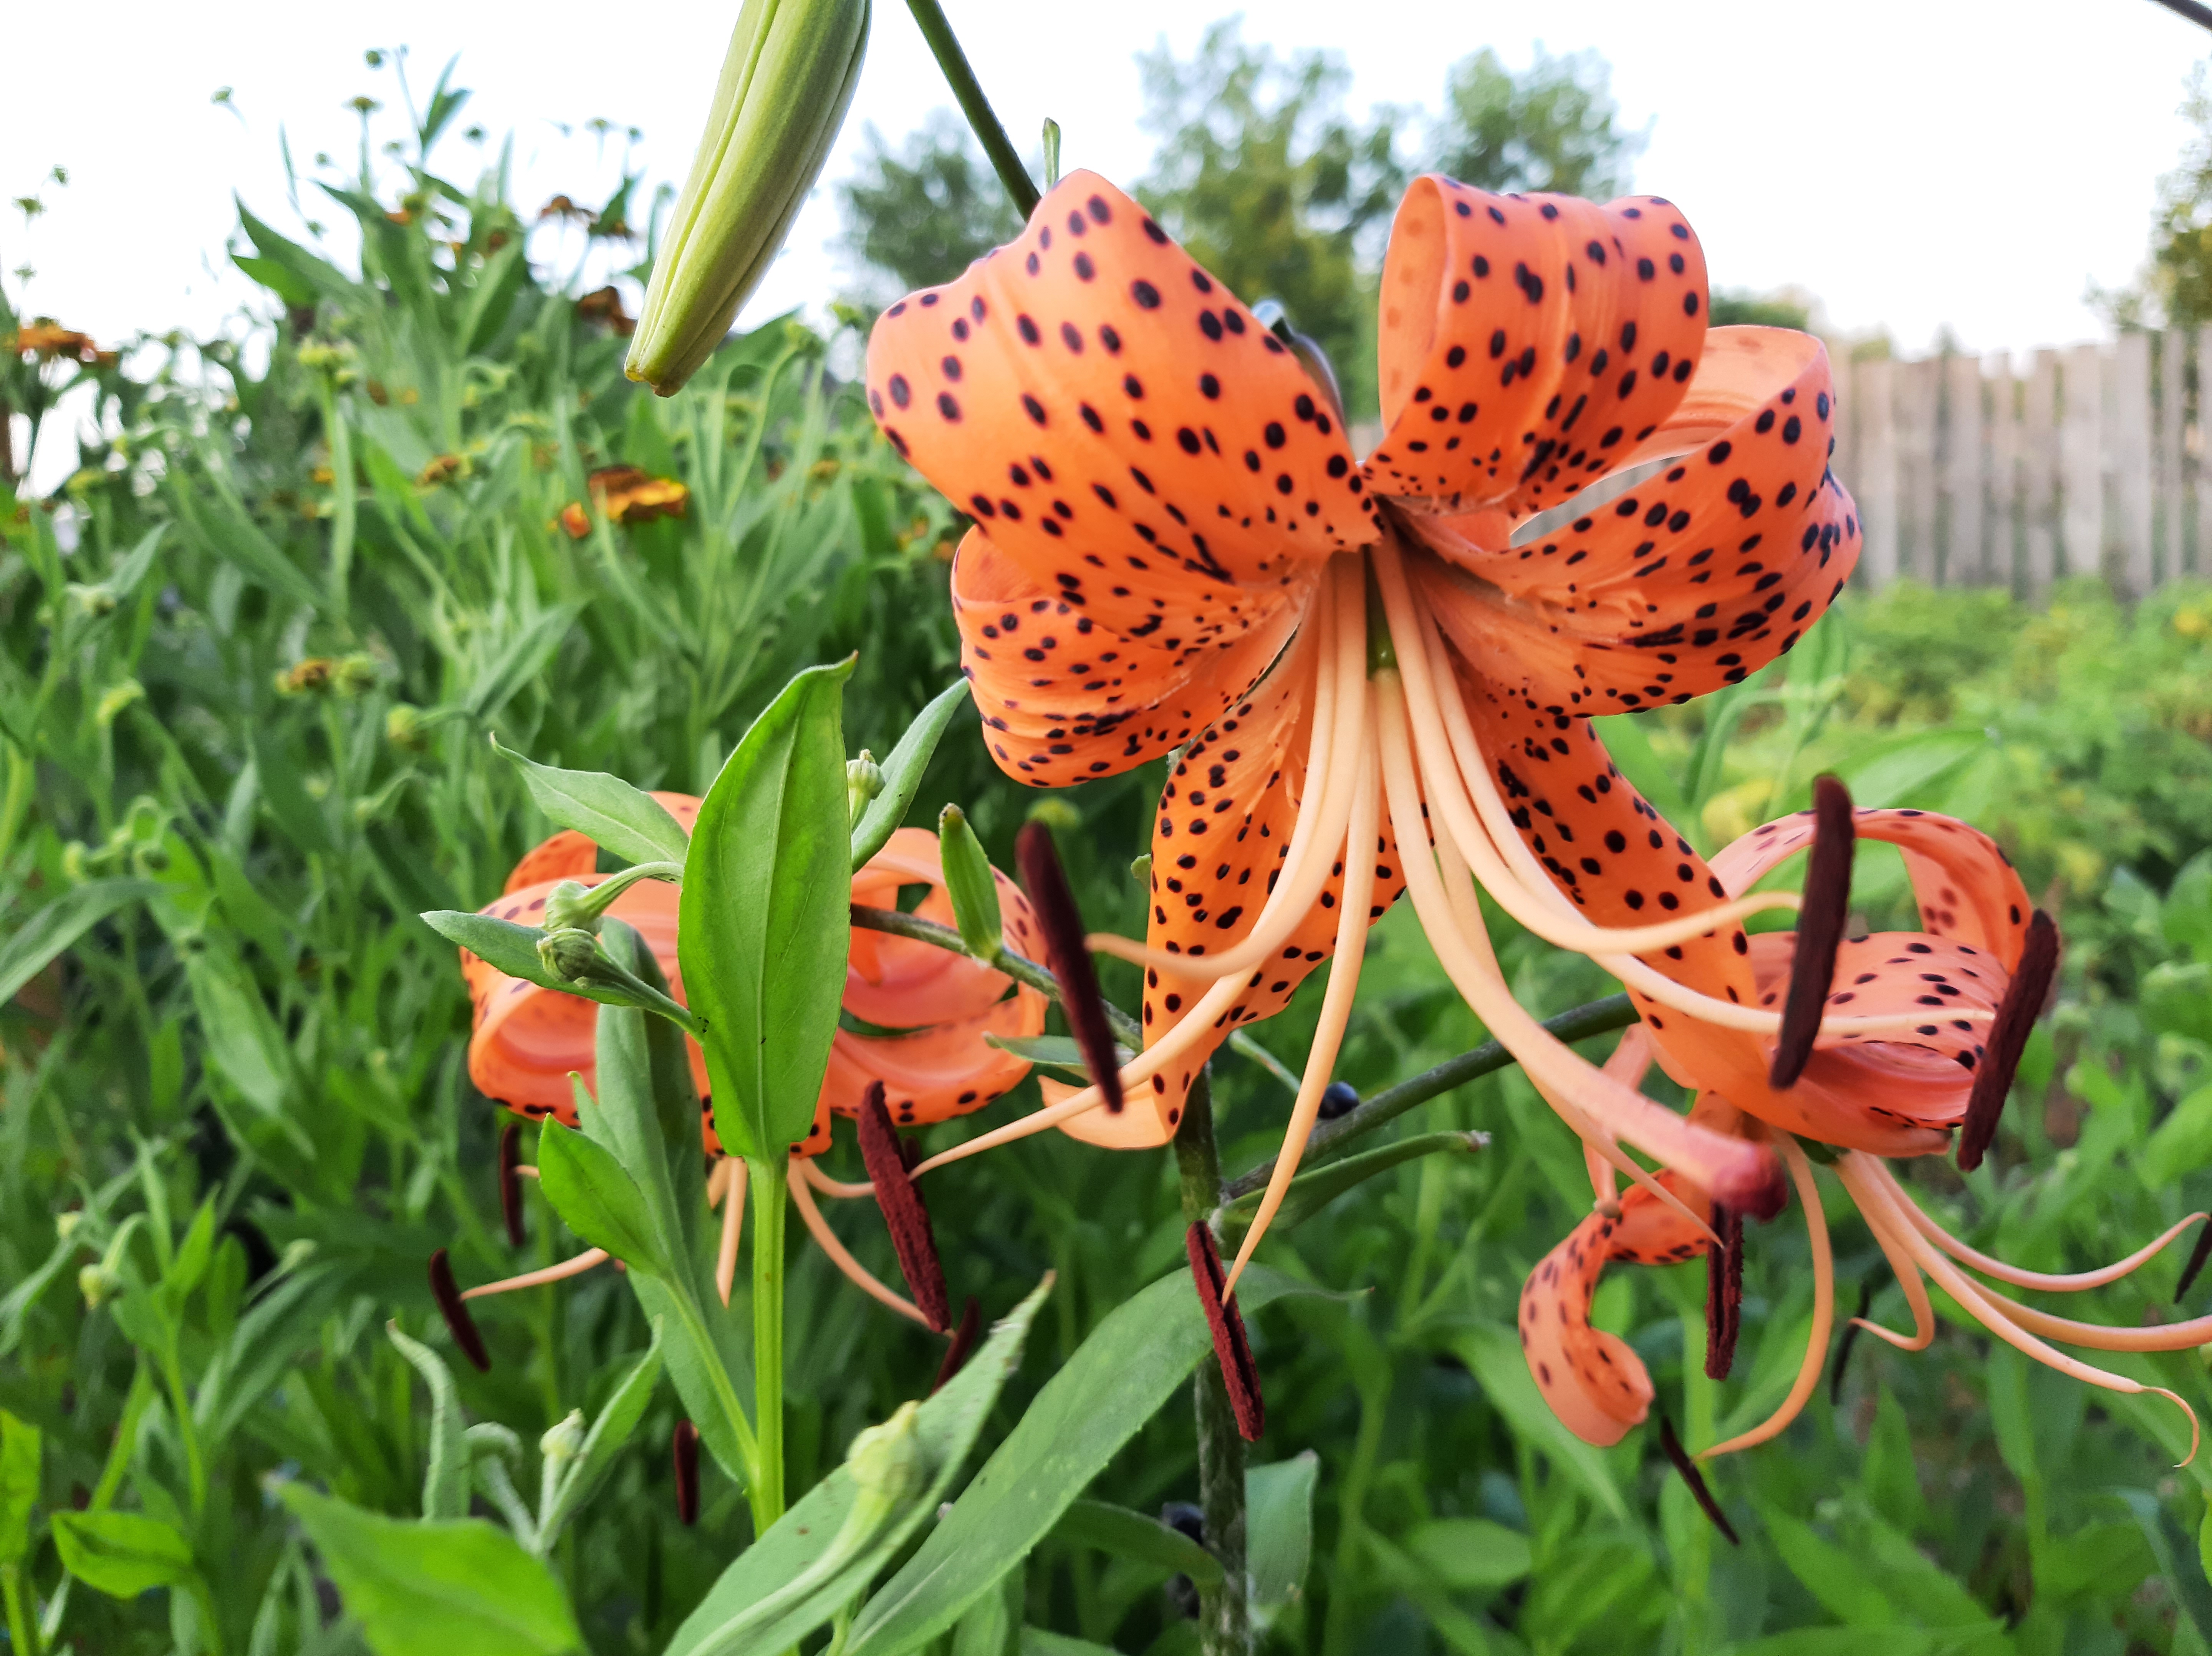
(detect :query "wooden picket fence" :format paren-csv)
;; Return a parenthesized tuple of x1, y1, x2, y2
(1830, 332, 2205, 595)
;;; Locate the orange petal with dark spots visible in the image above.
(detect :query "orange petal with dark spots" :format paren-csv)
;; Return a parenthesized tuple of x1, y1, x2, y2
(1368, 182, 1707, 522)
(1408, 328, 1859, 715)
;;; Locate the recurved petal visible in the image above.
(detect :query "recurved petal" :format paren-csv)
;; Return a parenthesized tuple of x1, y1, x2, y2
(865, 172, 1374, 628)
(1411, 328, 1859, 715)
(1519, 1209, 1656, 1447)
(818, 990, 1046, 1129)
(953, 528, 1312, 786)
(1368, 181, 1707, 520)
(845, 825, 1046, 1025)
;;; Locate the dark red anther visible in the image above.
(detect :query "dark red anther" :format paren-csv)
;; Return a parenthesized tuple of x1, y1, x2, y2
(1185, 1223, 1263, 1442)
(1659, 1416, 1739, 1546)
(672, 1418, 700, 1526)
(859, 1083, 951, 1332)
(1703, 1204, 1744, 1381)
(1956, 909, 2059, 1173)
(933, 1295, 982, 1394)
(1015, 820, 1124, 1115)
(498, 1121, 525, 1248)
(2178, 1224, 2212, 1305)
(427, 1249, 490, 1372)
(1771, 775, 1855, 1088)
(1829, 1278, 1876, 1403)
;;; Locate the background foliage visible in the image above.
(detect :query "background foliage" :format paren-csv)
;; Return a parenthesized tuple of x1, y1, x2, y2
(8, 40, 2212, 1656)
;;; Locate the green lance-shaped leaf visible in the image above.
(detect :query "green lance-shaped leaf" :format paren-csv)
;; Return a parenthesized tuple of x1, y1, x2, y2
(50, 1509, 197, 1599)
(0, 1409, 41, 1565)
(627, 0, 871, 393)
(386, 1322, 472, 1520)
(663, 1275, 1052, 1656)
(0, 879, 160, 1007)
(1216, 1132, 1487, 1242)
(1451, 1324, 1626, 1521)
(536, 1327, 664, 1551)
(1047, 1500, 1223, 1586)
(1246, 1452, 1321, 1628)
(853, 680, 973, 869)
(843, 1266, 1320, 1653)
(281, 1485, 583, 1656)
(937, 805, 1002, 963)
(491, 738, 690, 867)
(418, 911, 696, 1029)
(536, 1114, 670, 1278)
(683, 659, 855, 1160)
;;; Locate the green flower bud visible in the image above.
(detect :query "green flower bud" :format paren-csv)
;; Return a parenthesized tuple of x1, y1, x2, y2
(539, 1408, 587, 1466)
(94, 679, 144, 729)
(538, 927, 604, 983)
(541, 880, 602, 936)
(55, 1210, 82, 1242)
(847, 750, 884, 825)
(79, 1262, 120, 1309)
(625, 0, 871, 394)
(386, 703, 428, 749)
(65, 581, 118, 618)
(845, 1399, 924, 1506)
(936, 805, 1002, 965)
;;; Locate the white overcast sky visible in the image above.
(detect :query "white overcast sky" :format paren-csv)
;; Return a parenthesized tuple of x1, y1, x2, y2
(3, 0, 2205, 457)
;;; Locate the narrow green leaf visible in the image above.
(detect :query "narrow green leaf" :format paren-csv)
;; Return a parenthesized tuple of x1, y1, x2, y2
(1399, 1515, 1530, 1595)
(663, 1277, 1052, 1656)
(386, 1324, 472, 1520)
(491, 739, 688, 867)
(2118, 1488, 2212, 1643)
(281, 1485, 581, 1656)
(538, 1328, 663, 1549)
(1246, 1452, 1320, 1625)
(51, 1509, 197, 1598)
(844, 1266, 1318, 1653)
(1018, 1633, 1119, 1656)
(419, 912, 651, 1012)
(937, 805, 1002, 961)
(1218, 1133, 1485, 1241)
(983, 1033, 1131, 1080)
(684, 659, 855, 1159)
(853, 681, 972, 869)
(1049, 1500, 1221, 1586)
(0, 1410, 41, 1565)
(536, 1119, 669, 1277)
(182, 946, 297, 1123)
(0, 880, 159, 1006)
(462, 605, 583, 726)
(233, 252, 318, 308)
(1450, 1324, 1626, 1521)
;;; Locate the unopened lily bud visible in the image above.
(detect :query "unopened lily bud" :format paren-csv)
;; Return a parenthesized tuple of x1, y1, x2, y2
(538, 927, 603, 983)
(79, 1263, 120, 1309)
(624, 0, 870, 394)
(541, 881, 602, 936)
(55, 1211, 82, 1242)
(539, 1408, 587, 1466)
(386, 703, 428, 749)
(847, 750, 883, 824)
(846, 1400, 924, 1506)
(936, 805, 1002, 965)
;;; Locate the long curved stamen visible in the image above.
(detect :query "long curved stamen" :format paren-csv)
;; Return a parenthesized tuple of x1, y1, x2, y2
(714, 1158, 748, 1309)
(1769, 775, 1854, 1087)
(1701, 1136, 1835, 1459)
(460, 1247, 611, 1300)
(1374, 670, 1780, 1212)
(1386, 556, 1989, 1040)
(1869, 1161, 2205, 1292)
(800, 1161, 877, 1201)
(1834, 1156, 1939, 1351)
(1586, 1029, 1656, 1206)
(1956, 908, 2060, 1171)
(787, 1163, 932, 1327)
(1088, 556, 1368, 982)
(1223, 727, 1381, 1297)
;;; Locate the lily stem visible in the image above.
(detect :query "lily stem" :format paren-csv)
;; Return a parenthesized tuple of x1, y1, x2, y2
(1174, 1069, 1251, 1656)
(1220, 993, 1637, 1202)
(902, 0, 1041, 218)
(745, 1153, 790, 1535)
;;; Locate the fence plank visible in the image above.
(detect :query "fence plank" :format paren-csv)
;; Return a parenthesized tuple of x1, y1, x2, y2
(1899, 358, 1940, 582)
(2024, 349, 2060, 597)
(2060, 343, 2104, 584)
(1854, 356, 1899, 587)
(1942, 353, 1985, 583)
(1985, 352, 2018, 593)
(2112, 332, 2154, 595)
(2157, 331, 2187, 586)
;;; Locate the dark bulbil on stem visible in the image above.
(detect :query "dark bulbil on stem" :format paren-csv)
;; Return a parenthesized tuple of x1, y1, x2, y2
(1771, 775, 1856, 1089)
(672, 1419, 700, 1526)
(1659, 1417, 1740, 1546)
(1015, 821, 1125, 1116)
(427, 1249, 490, 1372)
(1956, 908, 2060, 1173)
(1184, 1224, 1264, 1443)
(497, 1121, 526, 1248)
(858, 1083, 952, 1331)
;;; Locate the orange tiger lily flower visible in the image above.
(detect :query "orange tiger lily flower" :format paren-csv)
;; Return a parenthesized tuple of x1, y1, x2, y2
(1519, 802, 2211, 1468)
(457, 817, 1045, 1331)
(864, 169, 1902, 1286)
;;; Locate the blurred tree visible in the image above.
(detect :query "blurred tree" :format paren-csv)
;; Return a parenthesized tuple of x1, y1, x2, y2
(1709, 288, 1813, 329)
(835, 110, 1022, 302)
(1428, 45, 1644, 200)
(1136, 21, 1404, 418)
(2147, 65, 2212, 328)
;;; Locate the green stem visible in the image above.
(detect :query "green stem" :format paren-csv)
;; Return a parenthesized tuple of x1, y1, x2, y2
(1173, 1070, 1249, 1656)
(746, 1153, 789, 1534)
(1220, 993, 1638, 1202)
(2, 1562, 36, 1656)
(901, 0, 1040, 217)
(160, 1344, 208, 1518)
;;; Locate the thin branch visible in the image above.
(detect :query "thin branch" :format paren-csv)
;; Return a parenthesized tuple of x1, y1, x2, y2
(902, 0, 1041, 217)
(2150, 0, 2212, 31)
(1220, 994, 1639, 1202)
